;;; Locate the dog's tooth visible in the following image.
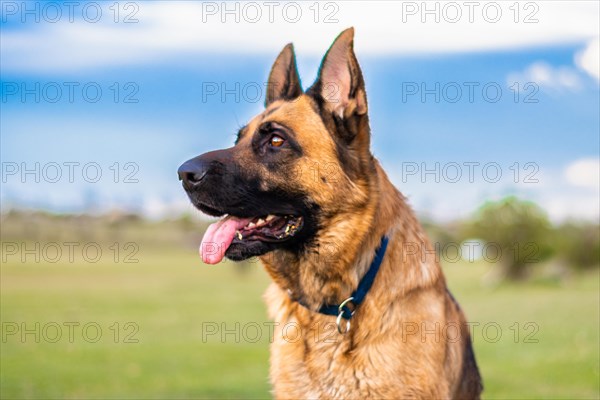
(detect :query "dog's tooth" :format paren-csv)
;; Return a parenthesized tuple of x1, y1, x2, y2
(236, 231, 242, 240)
(257, 218, 266, 226)
(247, 222, 256, 229)
(266, 215, 275, 222)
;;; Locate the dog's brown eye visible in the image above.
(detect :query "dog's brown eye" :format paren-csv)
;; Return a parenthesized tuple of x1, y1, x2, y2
(269, 135, 285, 147)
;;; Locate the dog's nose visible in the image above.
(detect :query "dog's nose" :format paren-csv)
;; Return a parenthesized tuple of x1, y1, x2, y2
(178, 158, 209, 187)
(178, 149, 233, 188)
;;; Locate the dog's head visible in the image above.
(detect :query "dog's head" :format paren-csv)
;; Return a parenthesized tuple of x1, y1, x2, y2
(179, 28, 376, 264)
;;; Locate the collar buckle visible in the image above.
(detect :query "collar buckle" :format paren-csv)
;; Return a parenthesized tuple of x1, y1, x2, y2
(291, 236, 389, 335)
(336, 297, 355, 334)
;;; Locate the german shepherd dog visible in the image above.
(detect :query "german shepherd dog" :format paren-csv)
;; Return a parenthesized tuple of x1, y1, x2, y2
(178, 28, 482, 399)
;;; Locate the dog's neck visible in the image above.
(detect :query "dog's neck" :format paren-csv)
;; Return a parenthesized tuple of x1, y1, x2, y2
(260, 161, 414, 311)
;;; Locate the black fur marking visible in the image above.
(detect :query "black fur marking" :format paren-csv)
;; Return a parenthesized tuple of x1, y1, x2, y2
(254, 121, 303, 158)
(235, 125, 248, 145)
(180, 147, 321, 260)
(457, 336, 484, 399)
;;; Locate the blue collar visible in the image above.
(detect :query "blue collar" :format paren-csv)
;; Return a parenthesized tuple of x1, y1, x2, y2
(294, 236, 389, 329)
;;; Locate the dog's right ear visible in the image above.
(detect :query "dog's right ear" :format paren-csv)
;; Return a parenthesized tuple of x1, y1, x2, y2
(265, 43, 303, 107)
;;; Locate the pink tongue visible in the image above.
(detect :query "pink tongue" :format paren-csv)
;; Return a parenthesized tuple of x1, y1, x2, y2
(200, 216, 252, 264)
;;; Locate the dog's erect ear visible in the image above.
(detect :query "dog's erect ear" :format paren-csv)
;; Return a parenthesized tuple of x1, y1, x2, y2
(313, 27, 367, 118)
(265, 43, 303, 107)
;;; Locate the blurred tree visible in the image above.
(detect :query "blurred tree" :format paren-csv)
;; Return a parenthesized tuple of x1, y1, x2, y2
(466, 196, 554, 280)
(555, 222, 600, 270)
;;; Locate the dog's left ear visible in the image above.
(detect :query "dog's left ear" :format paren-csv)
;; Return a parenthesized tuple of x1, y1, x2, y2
(312, 27, 367, 119)
(265, 43, 303, 107)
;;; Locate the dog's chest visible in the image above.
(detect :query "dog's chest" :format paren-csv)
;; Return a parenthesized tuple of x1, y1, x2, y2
(268, 316, 395, 399)
(264, 284, 397, 398)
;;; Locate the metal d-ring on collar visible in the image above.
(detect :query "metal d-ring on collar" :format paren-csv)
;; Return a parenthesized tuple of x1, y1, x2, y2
(335, 297, 355, 334)
(293, 236, 390, 335)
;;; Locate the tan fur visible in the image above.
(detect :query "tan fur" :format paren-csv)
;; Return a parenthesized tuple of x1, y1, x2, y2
(225, 29, 481, 399)
(259, 158, 477, 399)
(241, 96, 482, 398)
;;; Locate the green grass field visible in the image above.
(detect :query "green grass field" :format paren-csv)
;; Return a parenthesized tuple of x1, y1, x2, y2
(1, 243, 599, 399)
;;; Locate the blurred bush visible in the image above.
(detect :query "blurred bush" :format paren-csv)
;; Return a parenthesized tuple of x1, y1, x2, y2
(554, 222, 600, 270)
(463, 196, 555, 280)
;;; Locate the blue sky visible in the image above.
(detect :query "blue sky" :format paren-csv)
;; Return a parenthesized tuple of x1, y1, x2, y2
(1, 1, 599, 222)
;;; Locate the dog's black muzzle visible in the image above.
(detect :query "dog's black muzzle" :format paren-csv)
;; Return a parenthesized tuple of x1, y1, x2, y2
(177, 148, 240, 216)
(178, 149, 231, 187)
(178, 147, 319, 257)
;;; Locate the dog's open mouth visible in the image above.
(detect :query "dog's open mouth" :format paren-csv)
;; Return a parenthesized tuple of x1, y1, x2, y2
(200, 214, 304, 264)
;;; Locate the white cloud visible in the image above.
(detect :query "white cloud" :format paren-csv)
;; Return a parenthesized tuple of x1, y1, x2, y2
(506, 36, 600, 93)
(1, 1, 599, 72)
(576, 38, 600, 81)
(564, 158, 600, 190)
(507, 62, 583, 92)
